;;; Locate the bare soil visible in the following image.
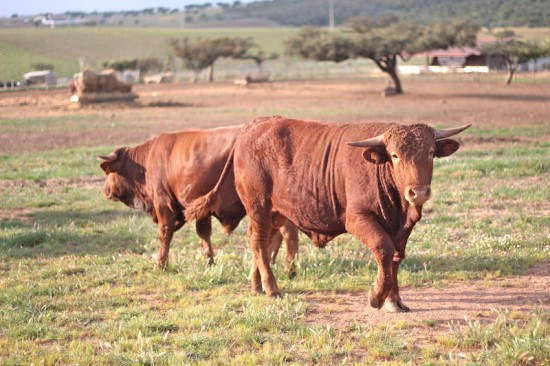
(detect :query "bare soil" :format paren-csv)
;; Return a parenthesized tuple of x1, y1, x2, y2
(305, 261, 549, 331)
(1, 78, 549, 153)
(1, 79, 548, 332)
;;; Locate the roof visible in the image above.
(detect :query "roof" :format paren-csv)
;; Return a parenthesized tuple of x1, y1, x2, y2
(416, 46, 482, 58)
(23, 70, 56, 78)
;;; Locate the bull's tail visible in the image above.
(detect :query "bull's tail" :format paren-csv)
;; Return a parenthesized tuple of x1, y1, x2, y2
(184, 146, 235, 222)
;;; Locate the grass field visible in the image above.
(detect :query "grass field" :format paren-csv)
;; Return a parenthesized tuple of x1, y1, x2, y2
(1, 26, 549, 82)
(0, 79, 549, 364)
(0, 27, 296, 81)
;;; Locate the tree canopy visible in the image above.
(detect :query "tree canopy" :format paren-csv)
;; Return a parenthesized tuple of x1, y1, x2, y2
(285, 19, 480, 94)
(482, 38, 550, 84)
(171, 37, 254, 81)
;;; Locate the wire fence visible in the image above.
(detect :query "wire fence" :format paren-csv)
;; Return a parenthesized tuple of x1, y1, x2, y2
(2, 59, 550, 91)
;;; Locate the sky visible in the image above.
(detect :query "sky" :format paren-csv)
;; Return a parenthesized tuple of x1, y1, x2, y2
(0, 0, 257, 17)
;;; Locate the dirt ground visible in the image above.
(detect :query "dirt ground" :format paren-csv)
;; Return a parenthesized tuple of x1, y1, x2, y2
(1, 78, 550, 153)
(1, 78, 549, 330)
(305, 262, 549, 333)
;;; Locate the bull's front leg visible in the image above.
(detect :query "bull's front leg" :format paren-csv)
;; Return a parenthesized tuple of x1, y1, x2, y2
(266, 221, 299, 278)
(346, 215, 395, 310)
(195, 215, 215, 265)
(385, 211, 419, 312)
(384, 254, 410, 313)
(281, 221, 299, 279)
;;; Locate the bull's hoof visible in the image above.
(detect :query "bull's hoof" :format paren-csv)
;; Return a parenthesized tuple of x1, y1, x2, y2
(251, 285, 264, 295)
(368, 287, 385, 309)
(156, 261, 168, 270)
(267, 291, 283, 299)
(207, 258, 215, 266)
(286, 269, 297, 280)
(384, 299, 411, 313)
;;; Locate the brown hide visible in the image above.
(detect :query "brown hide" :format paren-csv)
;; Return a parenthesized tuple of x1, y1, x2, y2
(99, 126, 299, 271)
(100, 127, 245, 267)
(185, 116, 468, 312)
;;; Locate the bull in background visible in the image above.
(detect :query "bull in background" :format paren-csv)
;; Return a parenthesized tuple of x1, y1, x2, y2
(185, 116, 470, 312)
(99, 126, 299, 272)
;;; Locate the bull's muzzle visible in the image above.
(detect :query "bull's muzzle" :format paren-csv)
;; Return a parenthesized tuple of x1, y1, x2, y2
(405, 185, 431, 206)
(103, 186, 117, 202)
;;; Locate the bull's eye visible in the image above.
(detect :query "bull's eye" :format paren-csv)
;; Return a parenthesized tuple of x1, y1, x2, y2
(429, 150, 435, 158)
(391, 153, 399, 160)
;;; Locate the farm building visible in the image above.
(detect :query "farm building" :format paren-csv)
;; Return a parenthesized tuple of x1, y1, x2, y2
(416, 46, 507, 70)
(23, 70, 57, 86)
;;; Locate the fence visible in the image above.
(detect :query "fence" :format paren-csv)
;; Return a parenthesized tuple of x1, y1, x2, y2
(3, 59, 550, 91)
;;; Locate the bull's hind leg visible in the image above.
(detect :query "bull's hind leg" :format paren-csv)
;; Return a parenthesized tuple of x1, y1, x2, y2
(346, 215, 394, 310)
(156, 209, 177, 269)
(196, 215, 215, 265)
(248, 218, 282, 298)
(248, 226, 263, 294)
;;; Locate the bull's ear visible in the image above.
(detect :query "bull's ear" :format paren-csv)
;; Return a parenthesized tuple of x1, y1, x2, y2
(98, 148, 126, 174)
(435, 139, 460, 158)
(99, 161, 114, 175)
(362, 147, 388, 164)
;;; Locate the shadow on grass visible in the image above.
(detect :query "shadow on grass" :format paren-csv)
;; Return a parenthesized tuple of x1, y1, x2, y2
(0, 208, 156, 259)
(283, 252, 538, 295)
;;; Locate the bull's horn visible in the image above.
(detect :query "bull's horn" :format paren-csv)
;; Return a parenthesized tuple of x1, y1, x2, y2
(98, 153, 118, 161)
(434, 124, 471, 140)
(347, 133, 385, 148)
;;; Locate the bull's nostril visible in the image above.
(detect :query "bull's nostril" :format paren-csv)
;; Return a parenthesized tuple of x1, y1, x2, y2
(409, 189, 417, 197)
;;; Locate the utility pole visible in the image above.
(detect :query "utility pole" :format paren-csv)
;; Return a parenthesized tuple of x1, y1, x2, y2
(329, 0, 334, 30)
(181, 2, 186, 29)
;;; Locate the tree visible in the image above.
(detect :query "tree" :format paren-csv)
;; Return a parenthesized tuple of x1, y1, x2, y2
(347, 18, 480, 94)
(285, 19, 480, 94)
(482, 38, 550, 84)
(171, 37, 253, 82)
(100, 59, 138, 71)
(241, 50, 279, 74)
(285, 26, 355, 63)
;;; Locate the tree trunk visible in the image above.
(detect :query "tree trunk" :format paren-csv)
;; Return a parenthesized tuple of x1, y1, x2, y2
(505, 62, 517, 85)
(207, 65, 214, 82)
(387, 67, 403, 94)
(375, 56, 403, 95)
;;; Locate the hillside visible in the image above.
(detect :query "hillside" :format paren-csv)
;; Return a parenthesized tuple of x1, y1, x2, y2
(224, 0, 550, 28)
(0, 28, 295, 81)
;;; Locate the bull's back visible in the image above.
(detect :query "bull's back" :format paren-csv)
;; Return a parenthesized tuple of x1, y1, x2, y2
(148, 126, 242, 209)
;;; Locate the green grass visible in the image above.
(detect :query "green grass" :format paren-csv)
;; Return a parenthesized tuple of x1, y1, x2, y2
(0, 27, 298, 80)
(2, 26, 550, 82)
(0, 122, 549, 364)
(0, 146, 112, 181)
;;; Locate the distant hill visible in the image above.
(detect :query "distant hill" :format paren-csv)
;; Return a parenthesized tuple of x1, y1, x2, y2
(2, 0, 548, 29)
(223, 0, 550, 28)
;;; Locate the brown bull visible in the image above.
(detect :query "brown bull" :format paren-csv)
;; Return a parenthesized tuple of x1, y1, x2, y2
(99, 126, 299, 271)
(185, 116, 469, 312)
